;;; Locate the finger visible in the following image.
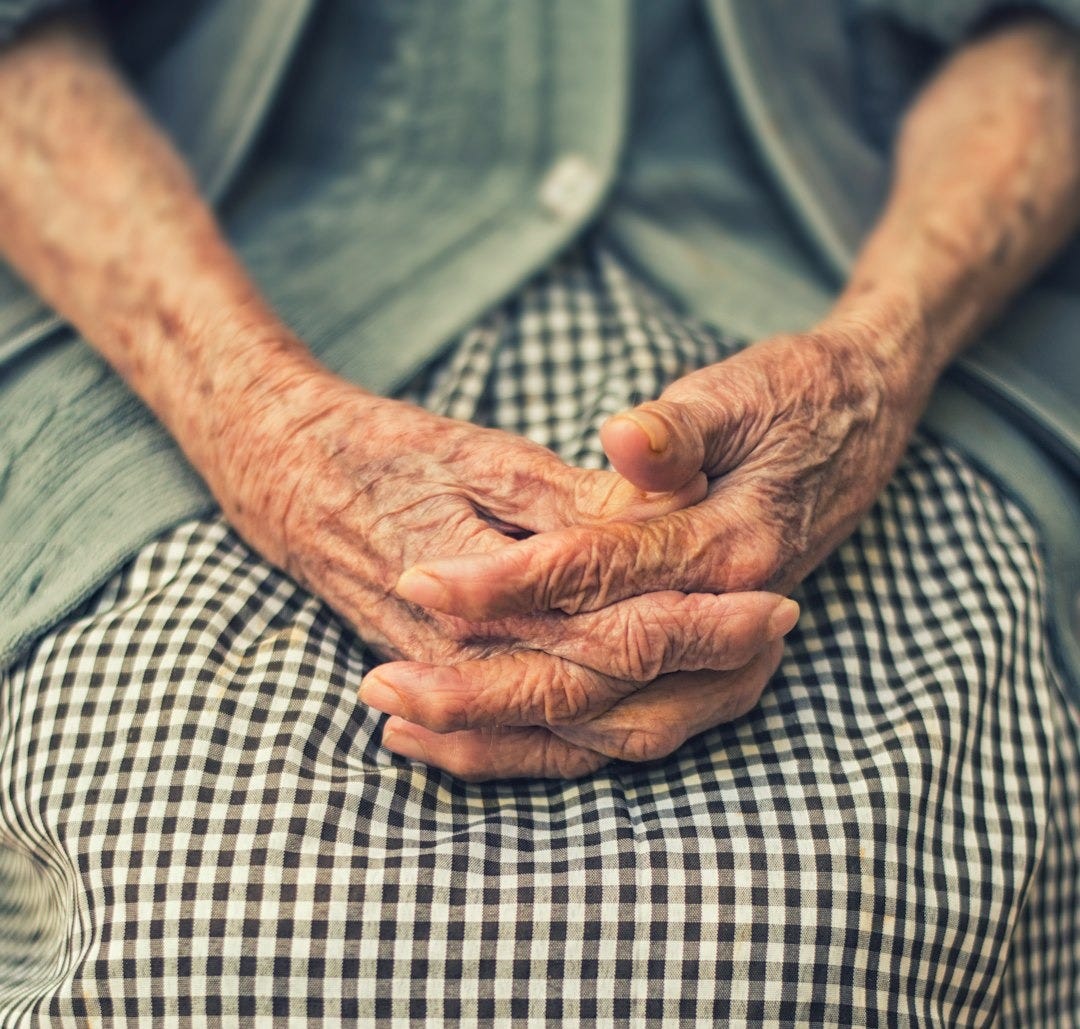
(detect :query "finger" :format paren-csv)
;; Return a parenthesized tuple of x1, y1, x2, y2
(360, 651, 630, 733)
(303, 514, 526, 635)
(359, 593, 796, 732)
(600, 404, 708, 494)
(361, 595, 795, 733)
(378, 641, 783, 781)
(474, 455, 708, 536)
(394, 519, 700, 619)
(536, 591, 798, 681)
(552, 639, 783, 762)
(395, 495, 775, 619)
(599, 359, 767, 493)
(380, 718, 611, 782)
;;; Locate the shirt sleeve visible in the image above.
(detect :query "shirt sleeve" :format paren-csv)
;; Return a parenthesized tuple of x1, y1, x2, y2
(853, 0, 1080, 43)
(0, 0, 86, 47)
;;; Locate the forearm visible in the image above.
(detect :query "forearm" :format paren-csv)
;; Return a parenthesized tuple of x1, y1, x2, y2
(0, 17, 329, 482)
(826, 13, 1080, 403)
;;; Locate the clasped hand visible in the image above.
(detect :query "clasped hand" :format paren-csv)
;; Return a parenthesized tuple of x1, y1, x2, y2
(381, 331, 920, 778)
(220, 331, 910, 781)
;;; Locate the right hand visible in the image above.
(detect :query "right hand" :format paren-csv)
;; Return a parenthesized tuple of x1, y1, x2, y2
(203, 358, 798, 779)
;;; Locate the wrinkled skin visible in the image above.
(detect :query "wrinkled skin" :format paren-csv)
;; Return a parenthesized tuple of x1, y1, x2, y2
(212, 364, 797, 780)
(398, 332, 919, 616)
(386, 331, 924, 776)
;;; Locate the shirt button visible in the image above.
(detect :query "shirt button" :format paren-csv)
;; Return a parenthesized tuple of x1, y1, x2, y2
(539, 154, 603, 221)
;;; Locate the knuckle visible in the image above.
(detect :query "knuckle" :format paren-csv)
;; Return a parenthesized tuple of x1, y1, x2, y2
(614, 607, 667, 682)
(542, 676, 593, 727)
(697, 604, 758, 669)
(511, 653, 580, 726)
(544, 663, 630, 728)
(656, 598, 715, 673)
(530, 534, 619, 615)
(485, 651, 588, 728)
(610, 595, 719, 678)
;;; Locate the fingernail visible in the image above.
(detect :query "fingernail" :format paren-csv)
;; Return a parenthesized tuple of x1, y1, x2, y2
(382, 722, 431, 764)
(767, 598, 800, 640)
(358, 673, 406, 716)
(618, 411, 669, 454)
(395, 567, 449, 608)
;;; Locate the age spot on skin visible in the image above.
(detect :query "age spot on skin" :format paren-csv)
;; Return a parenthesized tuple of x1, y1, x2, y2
(155, 305, 183, 341)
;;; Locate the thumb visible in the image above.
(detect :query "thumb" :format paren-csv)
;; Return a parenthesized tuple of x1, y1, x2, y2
(600, 401, 705, 493)
(600, 363, 759, 492)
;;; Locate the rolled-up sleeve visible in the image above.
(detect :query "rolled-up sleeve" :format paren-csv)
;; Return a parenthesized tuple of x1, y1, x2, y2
(0, 0, 86, 47)
(854, 0, 1080, 43)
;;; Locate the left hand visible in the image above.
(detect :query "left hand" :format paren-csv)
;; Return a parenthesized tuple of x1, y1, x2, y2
(393, 328, 926, 618)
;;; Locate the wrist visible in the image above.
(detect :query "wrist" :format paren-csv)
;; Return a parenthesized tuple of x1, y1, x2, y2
(814, 280, 944, 417)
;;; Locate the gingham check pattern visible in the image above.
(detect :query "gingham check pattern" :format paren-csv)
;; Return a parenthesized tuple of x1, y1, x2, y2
(1, 242, 1077, 1025)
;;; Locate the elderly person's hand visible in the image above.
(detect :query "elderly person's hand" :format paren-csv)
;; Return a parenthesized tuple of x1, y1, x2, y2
(370, 327, 907, 780)
(6, 12, 1080, 783)
(367, 319, 940, 781)
(223, 359, 799, 780)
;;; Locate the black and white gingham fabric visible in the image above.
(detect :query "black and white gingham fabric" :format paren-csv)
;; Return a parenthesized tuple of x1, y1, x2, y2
(1, 242, 1078, 1025)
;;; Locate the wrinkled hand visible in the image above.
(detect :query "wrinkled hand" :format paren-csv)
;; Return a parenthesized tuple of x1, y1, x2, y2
(370, 640, 785, 781)
(210, 362, 797, 779)
(396, 330, 920, 617)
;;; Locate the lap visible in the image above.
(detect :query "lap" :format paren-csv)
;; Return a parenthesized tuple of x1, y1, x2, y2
(1, 244, 1077, 1024)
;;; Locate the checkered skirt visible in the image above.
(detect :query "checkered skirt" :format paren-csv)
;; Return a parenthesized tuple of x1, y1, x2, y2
(1, 242, 1078, 1025)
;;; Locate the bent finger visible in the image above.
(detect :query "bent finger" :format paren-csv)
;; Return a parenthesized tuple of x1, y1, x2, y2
(600, 356, 769, 493)
(395, 503, 767, 619)
(360, 650, 632, 733)
(531, 590, 798, 681)
(360, 594, 797, 731)
(552, 640, 783, 763)
(378, 641, 782, 782)
(599, 402, 709, 495)
(380, 718, 610, 782)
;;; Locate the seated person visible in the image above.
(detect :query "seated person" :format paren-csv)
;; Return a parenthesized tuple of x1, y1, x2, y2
(0, 0, 1077, 1021)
